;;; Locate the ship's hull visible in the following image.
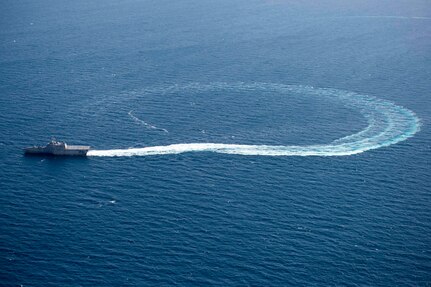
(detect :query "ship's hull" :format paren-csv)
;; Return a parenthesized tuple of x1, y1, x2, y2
(24, 147, 89, 156)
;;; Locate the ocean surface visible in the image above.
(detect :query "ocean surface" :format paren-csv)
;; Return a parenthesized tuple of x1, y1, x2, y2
(1, 0, 430, 285)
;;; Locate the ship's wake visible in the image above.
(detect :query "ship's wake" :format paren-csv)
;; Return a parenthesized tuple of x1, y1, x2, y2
(87, 83, 420, 157)
(128, 110, 169, 133)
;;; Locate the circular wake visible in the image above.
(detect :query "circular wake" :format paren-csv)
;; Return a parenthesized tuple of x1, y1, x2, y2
(87, 83, 420, 157)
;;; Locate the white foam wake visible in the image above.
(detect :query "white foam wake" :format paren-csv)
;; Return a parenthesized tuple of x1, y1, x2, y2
(334, 16, 431, 20)
(87, 83, 420, 157)
(128, 110, 168, 133)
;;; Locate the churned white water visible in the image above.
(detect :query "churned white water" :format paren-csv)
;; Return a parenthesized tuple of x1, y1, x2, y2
(87, 83, 420, 157)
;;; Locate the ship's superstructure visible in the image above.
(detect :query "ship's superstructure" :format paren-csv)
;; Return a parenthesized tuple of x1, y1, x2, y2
(24, 140, 90, 156)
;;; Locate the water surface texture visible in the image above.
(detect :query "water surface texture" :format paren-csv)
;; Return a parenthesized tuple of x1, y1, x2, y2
(1, 0, 430, 286)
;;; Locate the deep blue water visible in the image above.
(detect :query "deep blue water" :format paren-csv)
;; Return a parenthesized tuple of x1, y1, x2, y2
(1, 0, 430, 286)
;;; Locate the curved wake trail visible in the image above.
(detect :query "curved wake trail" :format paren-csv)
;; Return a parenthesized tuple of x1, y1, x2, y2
(128, 110, 169, 133)
(87, 83, 420, 157)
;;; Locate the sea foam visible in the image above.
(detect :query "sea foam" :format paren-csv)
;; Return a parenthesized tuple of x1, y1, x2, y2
(87, 83, 420, 157)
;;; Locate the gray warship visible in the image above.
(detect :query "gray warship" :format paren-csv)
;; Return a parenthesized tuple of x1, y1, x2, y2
(24, 140, 90, 156)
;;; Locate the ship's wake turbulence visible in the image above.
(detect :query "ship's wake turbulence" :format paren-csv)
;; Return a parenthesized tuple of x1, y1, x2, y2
(87, 83, 420, 157)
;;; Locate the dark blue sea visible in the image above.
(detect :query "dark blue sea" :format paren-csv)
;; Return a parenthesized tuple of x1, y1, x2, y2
(1, 0, 430, 286)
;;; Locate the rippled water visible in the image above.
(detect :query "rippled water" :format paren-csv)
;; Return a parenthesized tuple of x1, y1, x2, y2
(1, 0, 430, 286)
